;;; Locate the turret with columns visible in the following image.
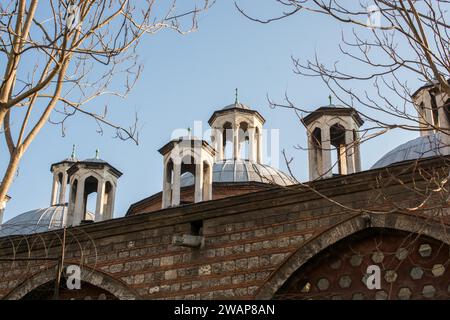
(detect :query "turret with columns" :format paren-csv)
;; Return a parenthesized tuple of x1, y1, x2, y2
(303, 102, 364, 180)
(50, 145, 77, 206)
(66, 150, 122, 227)
(412, 80, 450, 137)
(159, 136, 216, 209)
(208, 89, 265, 163)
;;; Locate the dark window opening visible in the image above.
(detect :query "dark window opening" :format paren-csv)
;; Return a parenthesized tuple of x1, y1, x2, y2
(430, 93, 440, 129)
(191, 220, 203, 236)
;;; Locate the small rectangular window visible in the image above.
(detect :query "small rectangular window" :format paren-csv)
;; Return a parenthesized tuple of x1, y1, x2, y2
(191, 220, 203, 236)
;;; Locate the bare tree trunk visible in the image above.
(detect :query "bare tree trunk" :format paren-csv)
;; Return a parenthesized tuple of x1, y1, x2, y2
(0, 149, 22, 205)
(0, 0, 213, 208)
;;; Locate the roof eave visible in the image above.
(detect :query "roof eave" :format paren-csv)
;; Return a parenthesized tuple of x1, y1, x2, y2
(208, 108, 266, 126)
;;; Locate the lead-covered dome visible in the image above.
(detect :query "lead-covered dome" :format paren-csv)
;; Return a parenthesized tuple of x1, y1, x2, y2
(221, 102, 250, 110)
(0, 205, 94, 237)
(371, 133, 446, 169)
(180, 159, 297, 187)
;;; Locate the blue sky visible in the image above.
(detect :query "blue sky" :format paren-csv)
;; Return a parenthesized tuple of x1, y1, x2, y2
(1, 1, 420, 221)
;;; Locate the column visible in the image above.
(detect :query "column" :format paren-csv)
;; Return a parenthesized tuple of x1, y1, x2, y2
(321, 126, 333, 179)
(355, 144, 362, 172)
(162, 164, 171, 209)
(73, 177, 85, 226)
(59, 172, 68, 204)
(106, 186, 116, 220)
(95, 181, 105, 222)
(171, 163, 181, 206)
(345, 129, 355, 174)
(233, 125, 240, 160)
(194, 161, 204, 203)
(307, 134, 318, 180)
(338, 144, 348, 175)
(353, 130, 362, 172)
(248, 128, 256, 162)
(213, 128, 223, 161)
(257, 127, 263, 164)
(50, 175, 58, 206)
(216, 129, 224, 161)
(67, 181, 75, 226)
(438, 97, 450, 154)
(206, 163, 213, 201)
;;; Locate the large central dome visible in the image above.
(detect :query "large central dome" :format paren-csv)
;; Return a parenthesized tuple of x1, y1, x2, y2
(180, 159, 296, 187)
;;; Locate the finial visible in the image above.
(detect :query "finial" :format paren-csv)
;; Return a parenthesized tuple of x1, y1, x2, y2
(187, 127, 191, 137)
(235, 88, 239, 104)
(71, 144, 76, 159)
(328, 94, 333, 106)
(95, 148, 99, 159)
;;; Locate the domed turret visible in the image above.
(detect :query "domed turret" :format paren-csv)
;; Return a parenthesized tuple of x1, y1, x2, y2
(159, 135, 216, 208)
(412, 79, 450, 137)
(50, 144, 78, 206)
(208, 89, 265, 163)
(66, 149, 122, 227)
(303, 100, 364, 180)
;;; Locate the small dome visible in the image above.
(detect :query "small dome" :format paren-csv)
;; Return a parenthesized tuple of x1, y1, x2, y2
(82, 158, 108, 164)
(371, 133, 446, 169)
(177, 135, 201, 141)
(62, 156, 77, 163)
(221, 102, 250, 110)
(180, 159, 296, 187)
(0, 205, 94, 236)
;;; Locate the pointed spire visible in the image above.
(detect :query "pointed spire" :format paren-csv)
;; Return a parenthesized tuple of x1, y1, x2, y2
(235, 88, 239, 104)
(328, 94, 333, 106)
(71, 144, 76, 159)
(95, 148, 99, 159)
(187, 127, 191, 138)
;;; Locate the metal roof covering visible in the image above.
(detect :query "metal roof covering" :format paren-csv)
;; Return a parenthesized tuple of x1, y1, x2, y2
(180, 159, 297, 187)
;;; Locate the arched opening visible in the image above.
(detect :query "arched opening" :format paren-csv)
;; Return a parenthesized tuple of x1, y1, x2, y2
(56, 172, 63, 202)
(21, 280, 118, 300)
(164, 159, 174, 206)
(418, 102, 426, 123)
(430, 92, 440, 129)
(239, 121, 249, 160)
(223, 122, 233, 160)
(310, 127, 322, 177)
(83, 176, 98, 222)
(180, 156, 196, 205)
(273, 228, 450, 300)
(330, 123, 347, 175)
(4, 265, 140, 300)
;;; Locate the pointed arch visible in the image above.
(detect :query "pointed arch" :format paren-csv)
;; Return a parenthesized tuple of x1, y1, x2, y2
(255, 212, 450, 299)
(4, 264, 140, 300)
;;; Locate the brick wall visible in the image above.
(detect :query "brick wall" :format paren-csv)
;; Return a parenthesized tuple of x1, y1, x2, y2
(1, 157, 449, 300)
(127, 182, 273, 215)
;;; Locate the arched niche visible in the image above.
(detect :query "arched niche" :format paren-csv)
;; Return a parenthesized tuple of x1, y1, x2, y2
(5, 266, 140, 300)
(256, 212, 450, 299)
